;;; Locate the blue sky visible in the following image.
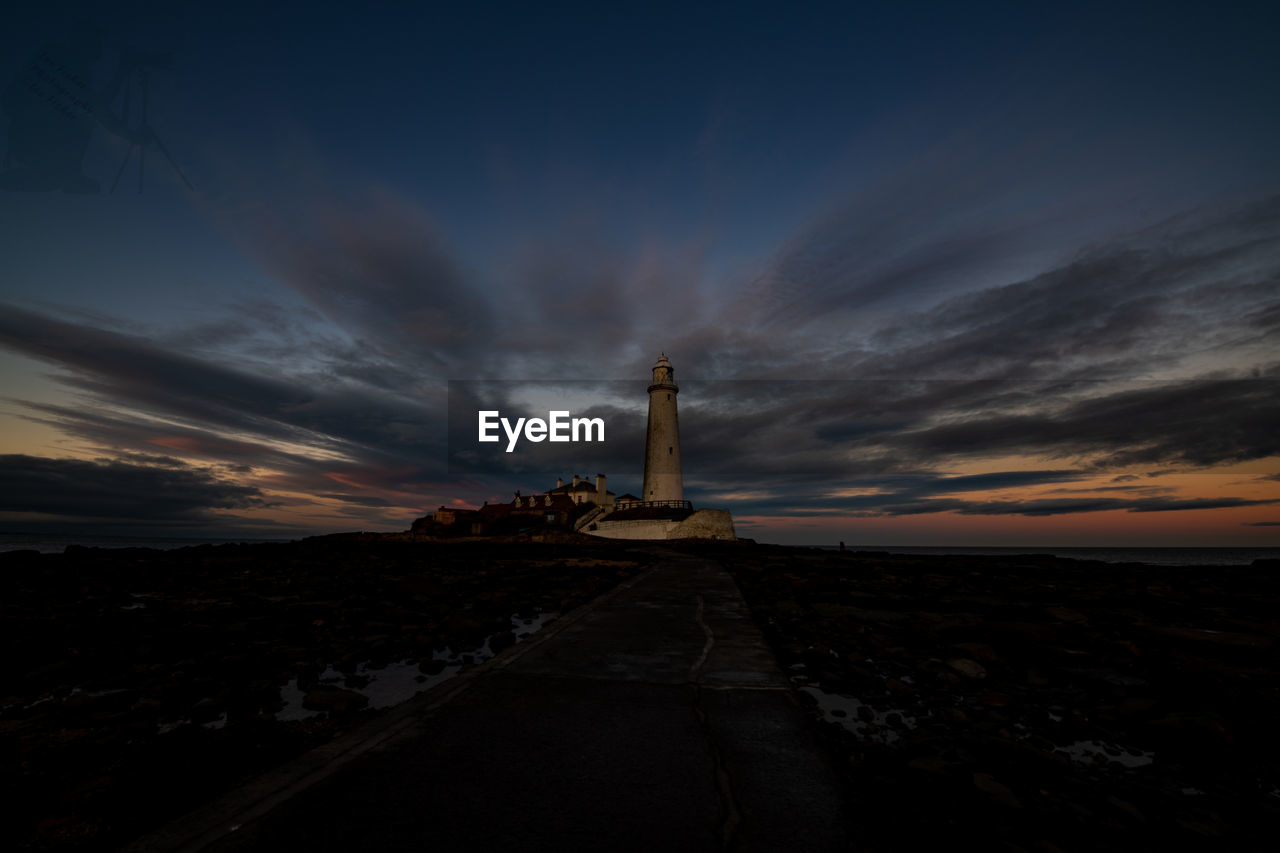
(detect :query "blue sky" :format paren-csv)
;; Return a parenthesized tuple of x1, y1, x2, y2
(2, 1, 1278, 544)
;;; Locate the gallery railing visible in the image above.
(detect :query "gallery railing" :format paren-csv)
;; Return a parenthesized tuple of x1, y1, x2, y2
(614, 499, 693, 510)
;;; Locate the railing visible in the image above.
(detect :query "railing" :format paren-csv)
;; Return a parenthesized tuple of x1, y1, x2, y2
(614, 499, 692, 510)
(573, 505, 609, 532)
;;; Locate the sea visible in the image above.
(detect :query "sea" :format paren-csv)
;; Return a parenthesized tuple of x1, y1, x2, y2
(1, 532, 1277, 566)
(812, 545, 1280, 566)
(0, 533, 293, 554)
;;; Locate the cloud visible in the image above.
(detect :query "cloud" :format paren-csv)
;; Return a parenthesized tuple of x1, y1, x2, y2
(231, 184, 725, 386)
(749, 495, 1279, 519)
(246, 190, 493, 369)
(849, 196, 1280, 382)
(686, 194, 1280, 389)
(843, 379, 1280, 471)
(1, 190, 1277, 532)
(0, 454, 268, 524)
(664, 196, 1280, 503)
(316, 493, 396, 508)
(0, 302, 450, 472)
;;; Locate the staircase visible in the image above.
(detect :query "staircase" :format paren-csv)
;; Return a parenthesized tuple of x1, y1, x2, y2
(573, 504, 612, 532)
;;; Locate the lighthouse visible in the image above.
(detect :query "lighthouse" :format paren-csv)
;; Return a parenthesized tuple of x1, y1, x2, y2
(642, 353, 684, 503)
(581, 352, 735, 539)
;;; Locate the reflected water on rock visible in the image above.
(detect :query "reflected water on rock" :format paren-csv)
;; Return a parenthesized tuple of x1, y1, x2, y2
(272, 610, 559, 723)
(796, 683, 919, 745)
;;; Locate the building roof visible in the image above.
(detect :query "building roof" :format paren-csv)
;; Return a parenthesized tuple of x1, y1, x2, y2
(481, 493, 579, 519)
(548, 482, 598, 494)
(436, 506, 481, 516)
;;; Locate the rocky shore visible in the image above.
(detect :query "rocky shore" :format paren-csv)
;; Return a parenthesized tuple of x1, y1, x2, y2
(0, 537, 647, 850)
(720, 545, 1280, 851)
(4, 539, 1277, 851)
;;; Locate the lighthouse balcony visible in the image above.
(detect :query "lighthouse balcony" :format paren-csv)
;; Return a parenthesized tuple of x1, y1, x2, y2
(605, 499, 695, 522)
(613, 498, 692, 511)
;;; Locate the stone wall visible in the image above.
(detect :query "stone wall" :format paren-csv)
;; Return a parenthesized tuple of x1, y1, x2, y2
(582, 518, 682, 540)
(672, 508, 736, 540)
(585, 508, 736, 541)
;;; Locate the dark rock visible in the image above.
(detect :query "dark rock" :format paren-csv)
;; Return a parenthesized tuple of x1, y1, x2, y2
(972, 772, 1022, 808)
(1045, 606, 1087, 623)
(301, 687, 369, 715)
(190, 697, 224, 724)
(342, 673, 372, 690)
(885, 678, 916, 696)
(947, 658, 987, 679)
(1118, 696, 1160, 720)
(1147, 711, 1233, 748)
(952, 642, 998, 661)
(488, 630, 517, 655)
(907, 756, 954, 776)
(419, 658, 447, 676)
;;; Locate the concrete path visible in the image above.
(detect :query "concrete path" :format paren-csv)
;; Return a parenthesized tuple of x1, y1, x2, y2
(129, 552, 852, 851)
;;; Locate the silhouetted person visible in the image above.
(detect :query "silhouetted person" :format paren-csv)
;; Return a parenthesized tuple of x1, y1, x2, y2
(1, 24, 158, 193)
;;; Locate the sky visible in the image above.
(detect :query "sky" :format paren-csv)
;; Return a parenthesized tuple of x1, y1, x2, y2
(1, 0, 1277, 546)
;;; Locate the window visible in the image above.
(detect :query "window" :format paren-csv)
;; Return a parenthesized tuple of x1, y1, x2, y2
(668, 446, 672, 455)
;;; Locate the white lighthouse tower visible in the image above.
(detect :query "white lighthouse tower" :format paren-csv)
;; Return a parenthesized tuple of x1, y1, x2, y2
(642, 353, 684, 503)
(582, 352, 735, 539)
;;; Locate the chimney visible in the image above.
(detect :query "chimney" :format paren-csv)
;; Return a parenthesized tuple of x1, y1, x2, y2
(557, 477, 563, 488)
(572, 474, 580, 487)
(596, 473, 606, 495)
